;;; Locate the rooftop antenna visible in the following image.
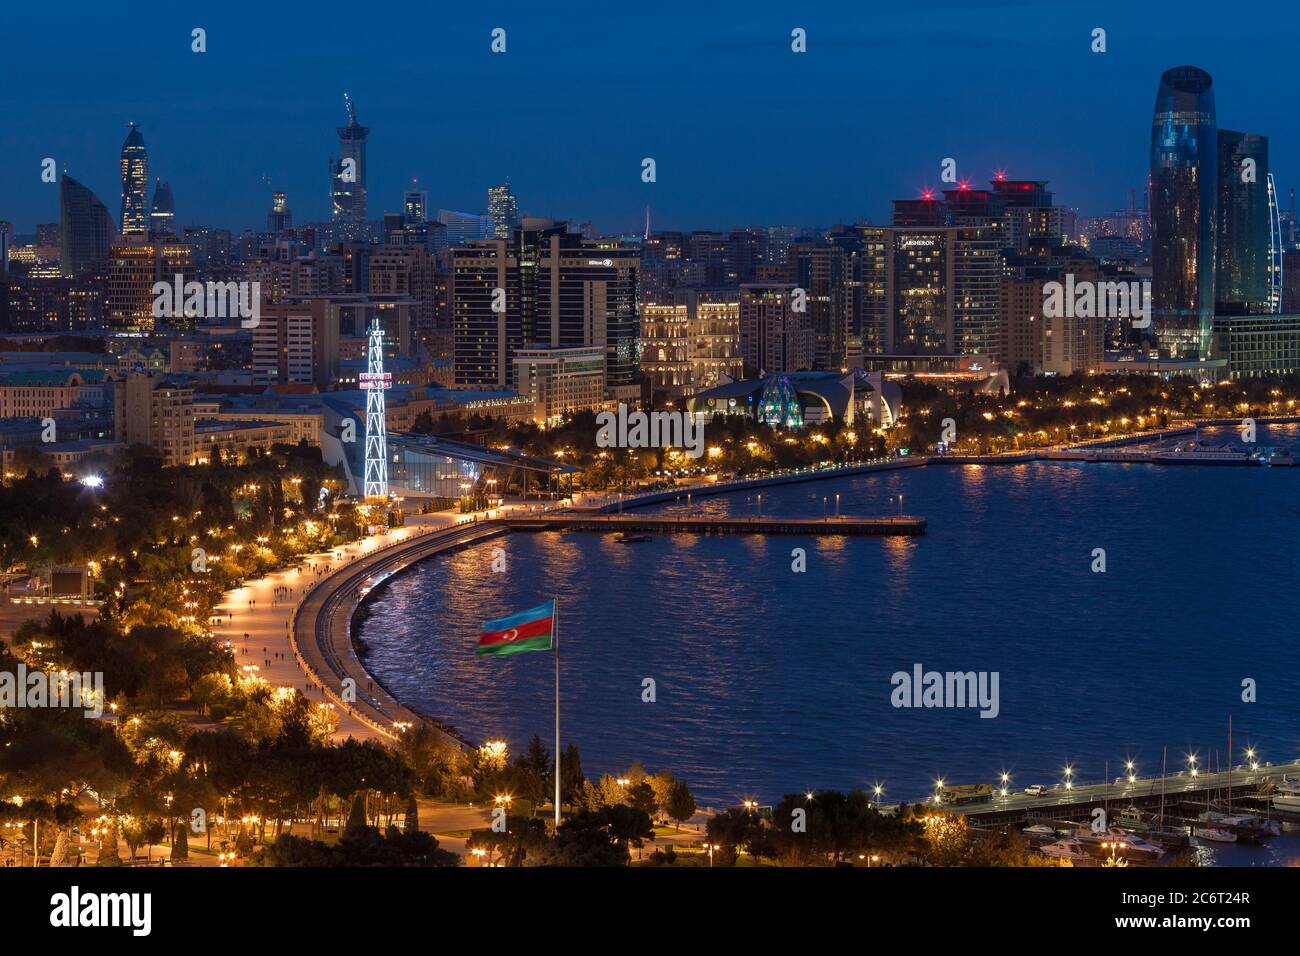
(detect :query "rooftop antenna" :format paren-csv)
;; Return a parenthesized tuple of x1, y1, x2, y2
(343, 92, 357, 125)
(644, 205, 651, 241)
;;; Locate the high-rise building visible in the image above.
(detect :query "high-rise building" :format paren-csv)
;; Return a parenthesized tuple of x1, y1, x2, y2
(404, 187, 428, 223)
(791, 243, 850, 370)
(1150, 65, 1217, 358)
(330, 95, 369, 223)
(106, 242, 194, 330)
(739, 283, 814, 374)
(992, 176, 1069, 253)
(149, 179, 175, 238)
(119, 123, 149, 237)
(438, 209, 494, 244)
(488, 181, 518, 239)
(369, 245, 437, 343)
(253, 300, 337, 387)
(268, 192, 293, 233)
(1215, 130, 1270, 314)
(59, 175, 113, 278)
(452, 222, 639, 398)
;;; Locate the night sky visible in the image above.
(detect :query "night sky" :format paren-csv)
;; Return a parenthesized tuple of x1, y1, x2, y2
(3, 0, 1295, 235)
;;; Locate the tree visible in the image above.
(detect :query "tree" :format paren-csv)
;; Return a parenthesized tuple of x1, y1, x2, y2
(344, 793, 367, 836)
(96, 821, 122, 866)
(509, 735, 552, 812)
(707, 807, 772, 864)
(559, 743, 585, 810)
(171, 824, 189, 860)
(466, 815, 549, 867)
(665, 779, 696, 831)
(404, 793, 419, 834)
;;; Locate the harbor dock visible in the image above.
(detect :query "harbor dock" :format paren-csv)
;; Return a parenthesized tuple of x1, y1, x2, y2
(506, 513, 926, 536)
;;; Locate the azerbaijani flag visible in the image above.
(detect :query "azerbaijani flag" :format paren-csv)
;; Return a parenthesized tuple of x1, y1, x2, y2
(477, 600, 555, 657)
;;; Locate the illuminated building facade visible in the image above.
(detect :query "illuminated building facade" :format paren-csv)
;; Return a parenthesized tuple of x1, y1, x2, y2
(452, 223, 640, 397)
(331, 95, 369, 223)
(488, 181, 518, 239)
(1150, 65, 1217, 358)
(739, 283, 814, 375)
(119, 124, 149, 237)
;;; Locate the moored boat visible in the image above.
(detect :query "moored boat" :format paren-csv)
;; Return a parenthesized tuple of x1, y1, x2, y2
(1193, 826, 1237, 843)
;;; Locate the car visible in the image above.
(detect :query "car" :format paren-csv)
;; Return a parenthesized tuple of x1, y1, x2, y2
(1023, 785, 1045, 796)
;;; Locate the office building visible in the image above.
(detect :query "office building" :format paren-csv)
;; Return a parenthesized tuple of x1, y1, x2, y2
(1215, 130, 1271, 314)
(330, 96, 368, 223)
(488, 181, 518, 239)
(1150, 65, 1217, 358)
(149, 180, 175, 238)
(119, 124, 149, 237)
(59, 175, 113, 278)
(452, 222, 640, 398)
(739, 283, 814, 374)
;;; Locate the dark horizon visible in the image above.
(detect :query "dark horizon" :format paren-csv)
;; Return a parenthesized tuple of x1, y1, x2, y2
(4, 0, 1298, 236)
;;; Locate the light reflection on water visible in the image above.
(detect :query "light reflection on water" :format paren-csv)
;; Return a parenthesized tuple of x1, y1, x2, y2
(360, 426, 1300, 865)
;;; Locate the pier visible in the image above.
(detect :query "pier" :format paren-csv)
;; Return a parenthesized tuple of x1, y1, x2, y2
(938, 762, 1300, 829)
(506, 513, 926, 536)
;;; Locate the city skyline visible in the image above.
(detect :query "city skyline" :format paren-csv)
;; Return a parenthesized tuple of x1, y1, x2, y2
(5, 1, 1298, 234)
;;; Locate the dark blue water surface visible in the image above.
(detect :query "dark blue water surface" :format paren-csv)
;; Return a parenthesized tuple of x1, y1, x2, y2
(361, 425, 1300, 847)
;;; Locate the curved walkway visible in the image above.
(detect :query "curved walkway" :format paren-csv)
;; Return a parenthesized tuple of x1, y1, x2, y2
(289, 518, 508, 741)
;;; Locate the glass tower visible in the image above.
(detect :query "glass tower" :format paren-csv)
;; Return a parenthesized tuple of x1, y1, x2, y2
(149, 179, 175, 238)
(1215, 130, 1270, 314)
(119, 123, 149, 237)
(1150, 66, 1217, 358)
(59, 174, 112, 278)
(331, 95, 369, 222)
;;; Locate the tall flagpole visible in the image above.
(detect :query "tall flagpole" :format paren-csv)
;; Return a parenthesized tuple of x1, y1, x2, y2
(553, 596, 561, 830)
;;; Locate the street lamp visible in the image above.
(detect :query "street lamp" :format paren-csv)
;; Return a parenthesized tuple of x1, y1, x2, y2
(1246, 747, 1259, 771)
(1063, 766, 1074, 790)
(872, 784, 884, 807)
(999, 772, 1010, 798)
(1187, 753, 1199, 778)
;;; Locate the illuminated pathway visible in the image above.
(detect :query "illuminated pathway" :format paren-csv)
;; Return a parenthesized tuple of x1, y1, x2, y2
(210, 512, 464, 741)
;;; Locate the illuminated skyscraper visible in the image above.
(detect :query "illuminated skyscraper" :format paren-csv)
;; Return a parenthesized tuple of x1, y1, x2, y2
(268, 191, 293, 232)
(404, 185, 428, 223)
(488, 181, 518, 239)
(1150, 66, 1217, 358)
(331, 94, 369, 223)
(119, 123, 149, 237)
(149, 179, 175, 238)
